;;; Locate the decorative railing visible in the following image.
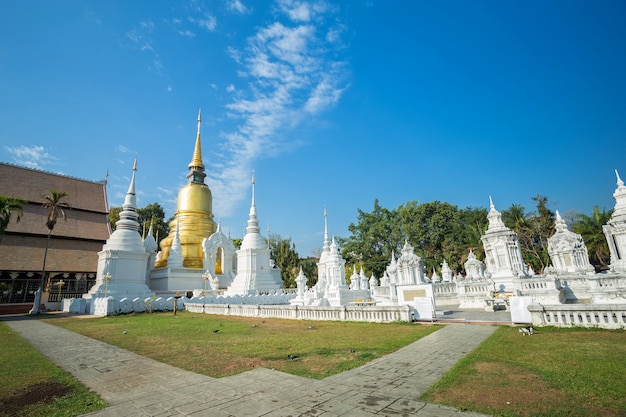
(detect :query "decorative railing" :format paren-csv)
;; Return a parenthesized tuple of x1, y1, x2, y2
(528, 304, 626, 329)
(433, 282, 457, 295)
(185, 302, 413, 323)
(48, 292, 86, 302)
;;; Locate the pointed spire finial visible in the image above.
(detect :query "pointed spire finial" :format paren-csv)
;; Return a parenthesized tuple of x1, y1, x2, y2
(489, 195, 495, 210)
(616, 169, 624, 187)
(188, 110, 205, 172)
(251, 172, 256, 206)
(132, 159, 137, 171)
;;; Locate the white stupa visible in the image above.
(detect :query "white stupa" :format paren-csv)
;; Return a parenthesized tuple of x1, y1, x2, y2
(603, 170, 626, 273)
(225, 175, 282, 295)
(84, 160, 153, 301)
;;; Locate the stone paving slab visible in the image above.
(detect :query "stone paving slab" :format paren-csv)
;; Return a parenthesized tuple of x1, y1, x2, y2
(2, 315, 496, 416)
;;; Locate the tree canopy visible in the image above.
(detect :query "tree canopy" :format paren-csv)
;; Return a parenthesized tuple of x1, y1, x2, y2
(268, 233, 300, 288)
(501, 194, 555, 274)
(339, 199, 489, 278)
(572, 206, 613, 271)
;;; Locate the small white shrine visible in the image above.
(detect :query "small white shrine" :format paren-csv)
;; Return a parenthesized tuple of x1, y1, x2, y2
(547, 211, 594, 275)
(393, 240, 427, 285)
(84, 161, 153, 303)
(481, 197, 528, 290)
(201, 221, 237, 291)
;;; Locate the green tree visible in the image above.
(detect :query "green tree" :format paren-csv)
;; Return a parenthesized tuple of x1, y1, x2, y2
(30, 190, 70, 314)
(340, 200, 475, 277)
(268, 234, 300, 288)
(396, 200, 462, 273)
(137, 203, 169, 244)
(457, 207, 489, 269)
(339, 199, 398, 278)
(0, 195, 25, 245)
(299, 257, 318, 287)
(572, 206, 613, 271)
(502, 195, 555, 274)
(108, 206, 121, 230)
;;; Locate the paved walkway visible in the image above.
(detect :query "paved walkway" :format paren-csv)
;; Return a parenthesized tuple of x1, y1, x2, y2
(3, 315, 498, 417)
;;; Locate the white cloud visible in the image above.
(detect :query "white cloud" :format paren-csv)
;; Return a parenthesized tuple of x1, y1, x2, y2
(189, 14, 217, 31)
(126, 21, 156, 52)
(209, 0, 349, 216)
(226, 84, 236, 92)
(228, 0, 249, 14)
(116, 145, 135, 154)
(178, 29, 196, 38)
(5, 145, 56, 169)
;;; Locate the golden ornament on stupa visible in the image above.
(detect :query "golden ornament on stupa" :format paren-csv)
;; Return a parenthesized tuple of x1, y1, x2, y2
(154, 110, 216, 268)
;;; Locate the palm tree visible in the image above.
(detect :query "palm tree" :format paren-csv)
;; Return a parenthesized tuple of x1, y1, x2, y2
(572, 206, 613, 271)
(0, 195, 25, 245)
(30, 190, 70, 314)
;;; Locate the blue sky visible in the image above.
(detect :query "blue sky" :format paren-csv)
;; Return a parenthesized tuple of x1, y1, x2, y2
(1, 0, 625, 257)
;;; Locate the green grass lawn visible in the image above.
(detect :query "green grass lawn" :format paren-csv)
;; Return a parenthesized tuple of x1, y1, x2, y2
(6, 311, 625, 417)
(0, 322, 107, 417)
(421, 325, 626, 417)
(45, 311, 441, 379)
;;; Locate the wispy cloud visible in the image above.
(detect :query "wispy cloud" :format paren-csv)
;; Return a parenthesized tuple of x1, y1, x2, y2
(5, 145, 57, 169)
(126, 21, 156, 52)
(228, 0, 250, 14)
(189, 14, 217, 32)
(116, 145, 136, 154)
(209, 0, 349, 217)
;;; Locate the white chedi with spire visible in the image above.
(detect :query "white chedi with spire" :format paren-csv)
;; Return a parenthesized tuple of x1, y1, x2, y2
(481, 197, 528, 288)
(225, 174, 282, 295)
(547, 210, 594, 274)
(85, 160, 153, 302)
(603, 169, 626, 273)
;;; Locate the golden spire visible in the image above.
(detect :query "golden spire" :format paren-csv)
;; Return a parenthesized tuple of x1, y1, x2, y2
(189, 109, 204, 170)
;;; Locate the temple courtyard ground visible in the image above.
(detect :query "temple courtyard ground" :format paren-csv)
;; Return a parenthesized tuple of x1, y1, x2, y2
(0, 310, 510, 417)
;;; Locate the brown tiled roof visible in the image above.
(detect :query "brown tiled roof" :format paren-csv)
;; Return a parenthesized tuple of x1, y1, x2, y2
(0, 163, 110, 272)
(0, 162, 108, 213)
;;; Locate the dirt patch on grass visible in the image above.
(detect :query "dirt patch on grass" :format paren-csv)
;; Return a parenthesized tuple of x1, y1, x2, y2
(0, 382, 72, 416)
(428, 362, 618, 417)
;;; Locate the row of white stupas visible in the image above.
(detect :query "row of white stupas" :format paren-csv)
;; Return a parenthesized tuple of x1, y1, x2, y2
(72, 112, 626, 314)
(78, 163, 626, 315)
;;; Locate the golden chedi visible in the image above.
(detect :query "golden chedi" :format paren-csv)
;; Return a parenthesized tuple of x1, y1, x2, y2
(154, 111, 216, 268)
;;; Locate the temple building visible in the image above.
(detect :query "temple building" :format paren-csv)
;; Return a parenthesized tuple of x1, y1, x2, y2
(0, 162, 109, 312)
